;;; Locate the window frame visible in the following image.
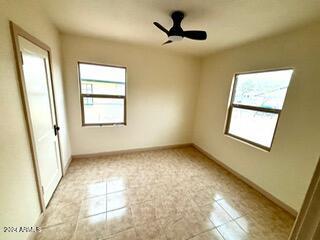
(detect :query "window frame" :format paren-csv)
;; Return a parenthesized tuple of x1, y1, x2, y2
(224, 68, 294, 151)
(78, 61, 127, 127)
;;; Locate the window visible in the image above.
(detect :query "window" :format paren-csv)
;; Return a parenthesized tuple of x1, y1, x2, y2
(82, 83, 93, 105)
(78, 62, 126, 126)
(225, 69, 294, 151)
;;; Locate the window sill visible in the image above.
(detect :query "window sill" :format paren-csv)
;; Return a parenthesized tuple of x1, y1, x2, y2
(82, 123, 127, 128)
(224, 133, 271, 152)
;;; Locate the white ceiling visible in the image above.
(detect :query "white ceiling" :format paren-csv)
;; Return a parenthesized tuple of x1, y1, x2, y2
(40, 0, 320, 56)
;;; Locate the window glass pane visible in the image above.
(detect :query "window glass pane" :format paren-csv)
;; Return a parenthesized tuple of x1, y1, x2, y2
(79, 63, 126, 96)
(234, 69, 293, 109)
(228, 107, 279, 148)
(83, 97, 124, 124)
(81, 80, 125, 96)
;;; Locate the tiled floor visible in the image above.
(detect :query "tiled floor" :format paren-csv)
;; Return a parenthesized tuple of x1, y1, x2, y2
(36, 147, 295, 240)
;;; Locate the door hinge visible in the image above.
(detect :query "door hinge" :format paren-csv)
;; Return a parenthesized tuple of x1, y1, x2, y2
(41, 185, 44, 193)
(20, 51, 24, 65)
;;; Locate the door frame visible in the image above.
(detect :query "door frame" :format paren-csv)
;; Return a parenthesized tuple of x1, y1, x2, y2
(10, 21, 63, 212)
(289, 156, 320, 239)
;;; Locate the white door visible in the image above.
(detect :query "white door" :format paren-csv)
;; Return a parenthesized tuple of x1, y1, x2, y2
(19, 37, 62, 207)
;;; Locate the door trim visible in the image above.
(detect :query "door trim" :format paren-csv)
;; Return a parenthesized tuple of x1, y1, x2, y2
(289, 157, 320, 239)
(10, 21, 63, 212)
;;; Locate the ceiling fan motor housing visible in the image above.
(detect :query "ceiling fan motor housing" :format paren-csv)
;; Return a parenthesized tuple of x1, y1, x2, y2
(169, 11, 185, 38)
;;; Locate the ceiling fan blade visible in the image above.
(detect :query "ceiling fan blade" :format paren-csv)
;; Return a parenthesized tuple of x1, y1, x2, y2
(162, 40, 172, 45)
(183, 30, 207, 40)
(153, 22, 169, 35)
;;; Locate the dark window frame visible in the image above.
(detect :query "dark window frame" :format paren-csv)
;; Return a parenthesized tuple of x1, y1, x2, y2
(78, 61, 127, 127)
(82, 83, 93, 105)
(224, 68, 294, 151)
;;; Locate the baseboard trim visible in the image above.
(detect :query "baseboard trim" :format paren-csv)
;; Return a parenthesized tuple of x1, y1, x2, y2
(27, 212, 44, 240)
(63, 155, 72, 175)
(192, 143, 297, 217)
(72, 143, 193, 159)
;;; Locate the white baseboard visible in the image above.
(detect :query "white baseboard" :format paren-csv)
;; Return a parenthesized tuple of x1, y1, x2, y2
(63, 156, 72, 175)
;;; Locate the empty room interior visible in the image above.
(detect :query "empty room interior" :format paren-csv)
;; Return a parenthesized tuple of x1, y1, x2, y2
(1, 0, 320, 240)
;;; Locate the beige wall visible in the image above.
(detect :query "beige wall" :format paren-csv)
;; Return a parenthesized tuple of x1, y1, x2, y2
(1, 1, 320, 238)
(61, 34, 200, 155)
(194, 22, 320, 211)
(0, 1, 71, 239)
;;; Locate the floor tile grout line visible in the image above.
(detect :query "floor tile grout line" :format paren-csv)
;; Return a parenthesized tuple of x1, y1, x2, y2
(69, 202, 81, 240)
(80, 211, 107, 220)
(216, 227, 227, 240)
(39, 148, 294, 239)
(215, 217, 250, 238)
(40, 219, 74, 230)
(186, 225, 217, 239)
(102, 212, 168, 240)
(193, 197, 235, 230)
(106, 226, 135, 239)
(185, 226, 227, 240)
(215, 198, 244, 221)
(105, 181, 108, 222)
(232, 216, 250, 234)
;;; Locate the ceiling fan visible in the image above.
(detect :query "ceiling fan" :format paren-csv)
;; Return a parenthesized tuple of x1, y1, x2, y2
(153, 10, 207, 45)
